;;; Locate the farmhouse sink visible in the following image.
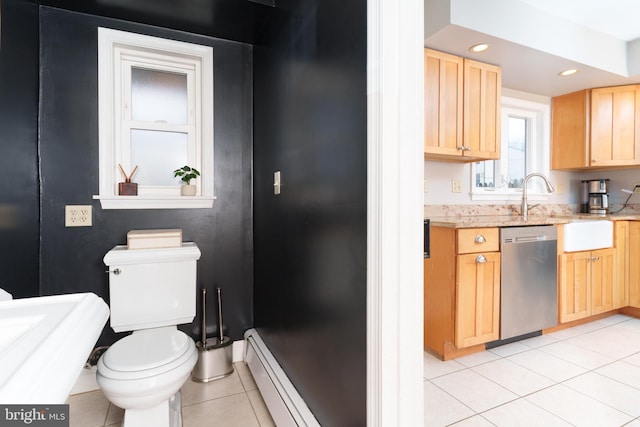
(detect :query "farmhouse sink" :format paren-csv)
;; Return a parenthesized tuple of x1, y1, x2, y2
(0, 292, 109, 403)
(563, 219, 613, 252)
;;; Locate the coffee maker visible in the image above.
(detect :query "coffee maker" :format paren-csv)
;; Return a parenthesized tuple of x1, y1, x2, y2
(581, 179, 609, 214)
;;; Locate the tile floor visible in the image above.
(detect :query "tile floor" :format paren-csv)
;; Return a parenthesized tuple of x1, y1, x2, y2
(424, 314, 640, 426)
(69, 315, 640, 426)
(67, 362, 275, 427)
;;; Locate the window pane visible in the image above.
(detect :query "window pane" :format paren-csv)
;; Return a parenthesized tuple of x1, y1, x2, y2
(507, 116, 527, 189)
(475, 160, 496, 188)
(130, 129, 188, 186)
(131, 68, 188, 124)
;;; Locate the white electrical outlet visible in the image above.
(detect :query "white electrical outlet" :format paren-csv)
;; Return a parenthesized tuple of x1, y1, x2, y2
(451, 180, 462, 193)
(424, 179, 429, 193)
(65, 205, 92, 227)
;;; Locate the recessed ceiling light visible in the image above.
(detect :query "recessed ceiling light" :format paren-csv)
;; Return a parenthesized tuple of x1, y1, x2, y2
(469, 43, 489, 53)
(558, 69, 578, 77)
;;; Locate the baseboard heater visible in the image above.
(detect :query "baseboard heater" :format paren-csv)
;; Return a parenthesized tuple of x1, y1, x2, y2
(244, 329, 320, 427)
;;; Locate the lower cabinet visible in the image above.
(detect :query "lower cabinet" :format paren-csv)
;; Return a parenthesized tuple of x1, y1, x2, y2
(559, 248, 615, 323)
(629, 222, 640, 308)
(424, 226, 500, 359)
(455, 252, 500, 348)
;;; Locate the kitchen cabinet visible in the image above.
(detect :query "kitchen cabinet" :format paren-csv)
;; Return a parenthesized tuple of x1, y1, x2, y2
(614, 221, 630, 309)
(558, 248, 615, 323)
(424, 226, 500, 359)
(455, 251, 500, 348)
(424, 49, 463, 158)
(552, 85, 640, 170)
(629, 222, 640, 308)
(424, 48, 501, 162)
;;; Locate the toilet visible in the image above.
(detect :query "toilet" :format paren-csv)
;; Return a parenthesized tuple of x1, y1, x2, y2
(97, 243, 201, 427)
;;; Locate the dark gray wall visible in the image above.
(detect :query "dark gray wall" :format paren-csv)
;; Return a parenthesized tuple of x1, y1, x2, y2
(38, 7, 254, 346)
(0, 0, 40, 299)
(253, 1, 368, 425)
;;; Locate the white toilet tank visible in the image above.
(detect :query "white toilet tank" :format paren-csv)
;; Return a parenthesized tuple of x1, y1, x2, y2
(103, 242, 201, 333)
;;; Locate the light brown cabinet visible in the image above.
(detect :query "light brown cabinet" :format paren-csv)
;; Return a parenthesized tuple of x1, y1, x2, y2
(424, 48, 501, 162)
(424, 226, 500, 359)
(629, 222, 640, 308)
(558, 248, 615, 323)
(455, 251, 500, 348)
(552, 85, 640, 170)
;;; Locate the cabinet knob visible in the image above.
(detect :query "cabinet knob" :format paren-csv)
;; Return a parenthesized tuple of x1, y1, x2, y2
(465, 147, 472, 151)
(476, 255, 487, 263)
(474, 235, 486, 243)
(592, 158, 599, 163)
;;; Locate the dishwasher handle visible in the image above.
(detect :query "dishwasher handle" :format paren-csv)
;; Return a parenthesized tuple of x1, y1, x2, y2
(503, 235, 552, 244)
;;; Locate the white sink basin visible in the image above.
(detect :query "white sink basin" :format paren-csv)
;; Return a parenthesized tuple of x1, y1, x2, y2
(0, 292, 109, 403)
(563, 220, 613, 252)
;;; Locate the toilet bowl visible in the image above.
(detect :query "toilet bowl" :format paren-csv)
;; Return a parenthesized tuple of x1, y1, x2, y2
(97, 328, 197, 427)
(98, 242, 201, 427)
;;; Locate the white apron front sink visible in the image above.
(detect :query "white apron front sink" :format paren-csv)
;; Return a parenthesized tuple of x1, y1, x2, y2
(563, 220, 613, 252)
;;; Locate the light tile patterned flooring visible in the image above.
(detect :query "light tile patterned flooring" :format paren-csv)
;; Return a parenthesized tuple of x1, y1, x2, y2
(424, 314, 640, 426)
(69, 315, 640, 426)
(67, 362, 275, 427)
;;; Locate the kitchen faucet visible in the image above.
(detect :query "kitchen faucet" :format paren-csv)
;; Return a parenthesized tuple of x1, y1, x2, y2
(521, 173, 555, 220)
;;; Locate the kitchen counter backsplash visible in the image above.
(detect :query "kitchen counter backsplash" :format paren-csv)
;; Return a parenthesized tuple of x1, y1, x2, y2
(424, 203, 640, 218)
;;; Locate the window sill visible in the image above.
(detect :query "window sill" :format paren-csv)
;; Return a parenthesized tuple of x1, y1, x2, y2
(470, 192, 550, 202)
(93, 195, 215, 209)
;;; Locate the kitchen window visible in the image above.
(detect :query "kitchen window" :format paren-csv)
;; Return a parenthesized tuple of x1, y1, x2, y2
(471, 96, 550, 200)
(94, 28, 214, 209)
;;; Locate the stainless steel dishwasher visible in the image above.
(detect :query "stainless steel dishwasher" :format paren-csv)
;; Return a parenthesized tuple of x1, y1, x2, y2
(500, 225, 558, 340)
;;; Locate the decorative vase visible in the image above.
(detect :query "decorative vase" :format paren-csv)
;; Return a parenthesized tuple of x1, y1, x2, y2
(181, 184, 196, 196)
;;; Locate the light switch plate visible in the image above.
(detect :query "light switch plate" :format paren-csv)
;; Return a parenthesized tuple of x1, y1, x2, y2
(274, 171, 281, 195)
(65, 205, 92, 227)
(451, 180, 462, 193)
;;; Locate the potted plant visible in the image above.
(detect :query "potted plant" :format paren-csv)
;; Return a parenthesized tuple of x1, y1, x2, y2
(173, 165, 201, 196)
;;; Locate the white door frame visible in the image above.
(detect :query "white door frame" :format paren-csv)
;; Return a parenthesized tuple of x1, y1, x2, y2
(367, 0, 425, 425)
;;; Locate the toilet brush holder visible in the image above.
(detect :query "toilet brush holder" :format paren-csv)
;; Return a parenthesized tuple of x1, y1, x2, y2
(192, 288, 234, 382)
(192, 336, 233, 382)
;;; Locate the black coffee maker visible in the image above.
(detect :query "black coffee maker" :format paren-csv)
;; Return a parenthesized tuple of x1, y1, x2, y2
(581, 179, 609, 214)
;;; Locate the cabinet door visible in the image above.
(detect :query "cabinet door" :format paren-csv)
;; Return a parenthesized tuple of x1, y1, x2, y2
(463, 58, 501, 160)
(559, 251, 591, 323)
(591, 248, 616, 315)
(590, 85, 640, 167)
(424, 49, 463, 158)
(455, 252, 500, 348)
(551, 90, 589, 170)
(614, 221, 629, 309)
(629, 222, 640, 308)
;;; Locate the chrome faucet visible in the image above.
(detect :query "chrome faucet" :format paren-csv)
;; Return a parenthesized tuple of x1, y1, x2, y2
(521, 173, 555, 220)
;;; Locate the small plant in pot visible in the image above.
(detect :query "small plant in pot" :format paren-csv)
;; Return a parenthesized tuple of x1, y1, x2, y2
(173, 165, 201, 196)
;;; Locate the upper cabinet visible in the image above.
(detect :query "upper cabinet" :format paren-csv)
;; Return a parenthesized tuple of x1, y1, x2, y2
(551, 85, 640, 170)
(424, 48, 501, 162)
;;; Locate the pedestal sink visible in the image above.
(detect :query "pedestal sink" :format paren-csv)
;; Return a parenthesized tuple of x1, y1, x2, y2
(0, 292, 109, 403)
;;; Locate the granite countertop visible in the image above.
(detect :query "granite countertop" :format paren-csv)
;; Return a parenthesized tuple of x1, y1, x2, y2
(427, 213, 640, 228)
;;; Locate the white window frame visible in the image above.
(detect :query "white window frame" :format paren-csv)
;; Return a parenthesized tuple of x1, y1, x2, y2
(470, 96, 550, 201)
(94, 28, 214, 209)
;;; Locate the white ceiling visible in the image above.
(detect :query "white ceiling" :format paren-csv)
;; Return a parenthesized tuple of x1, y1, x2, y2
(424, 0, 640, 97)
(517, 0, 640, 42)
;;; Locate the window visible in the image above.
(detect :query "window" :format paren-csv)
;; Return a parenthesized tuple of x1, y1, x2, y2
(471, 96, 550, 200)
(95, 28, 214, 209)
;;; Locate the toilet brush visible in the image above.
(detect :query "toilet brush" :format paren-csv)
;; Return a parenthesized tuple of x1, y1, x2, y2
(191, 287, 234, 382)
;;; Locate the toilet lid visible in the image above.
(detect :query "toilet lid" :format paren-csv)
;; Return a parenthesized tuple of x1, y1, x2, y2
(102, 329, 191, 372)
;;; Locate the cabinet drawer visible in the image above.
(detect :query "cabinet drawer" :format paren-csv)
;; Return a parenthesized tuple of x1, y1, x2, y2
(457, 228, 499, 254)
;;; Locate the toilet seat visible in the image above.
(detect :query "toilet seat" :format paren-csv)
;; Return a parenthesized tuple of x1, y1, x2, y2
(99, 329, 195, 381)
